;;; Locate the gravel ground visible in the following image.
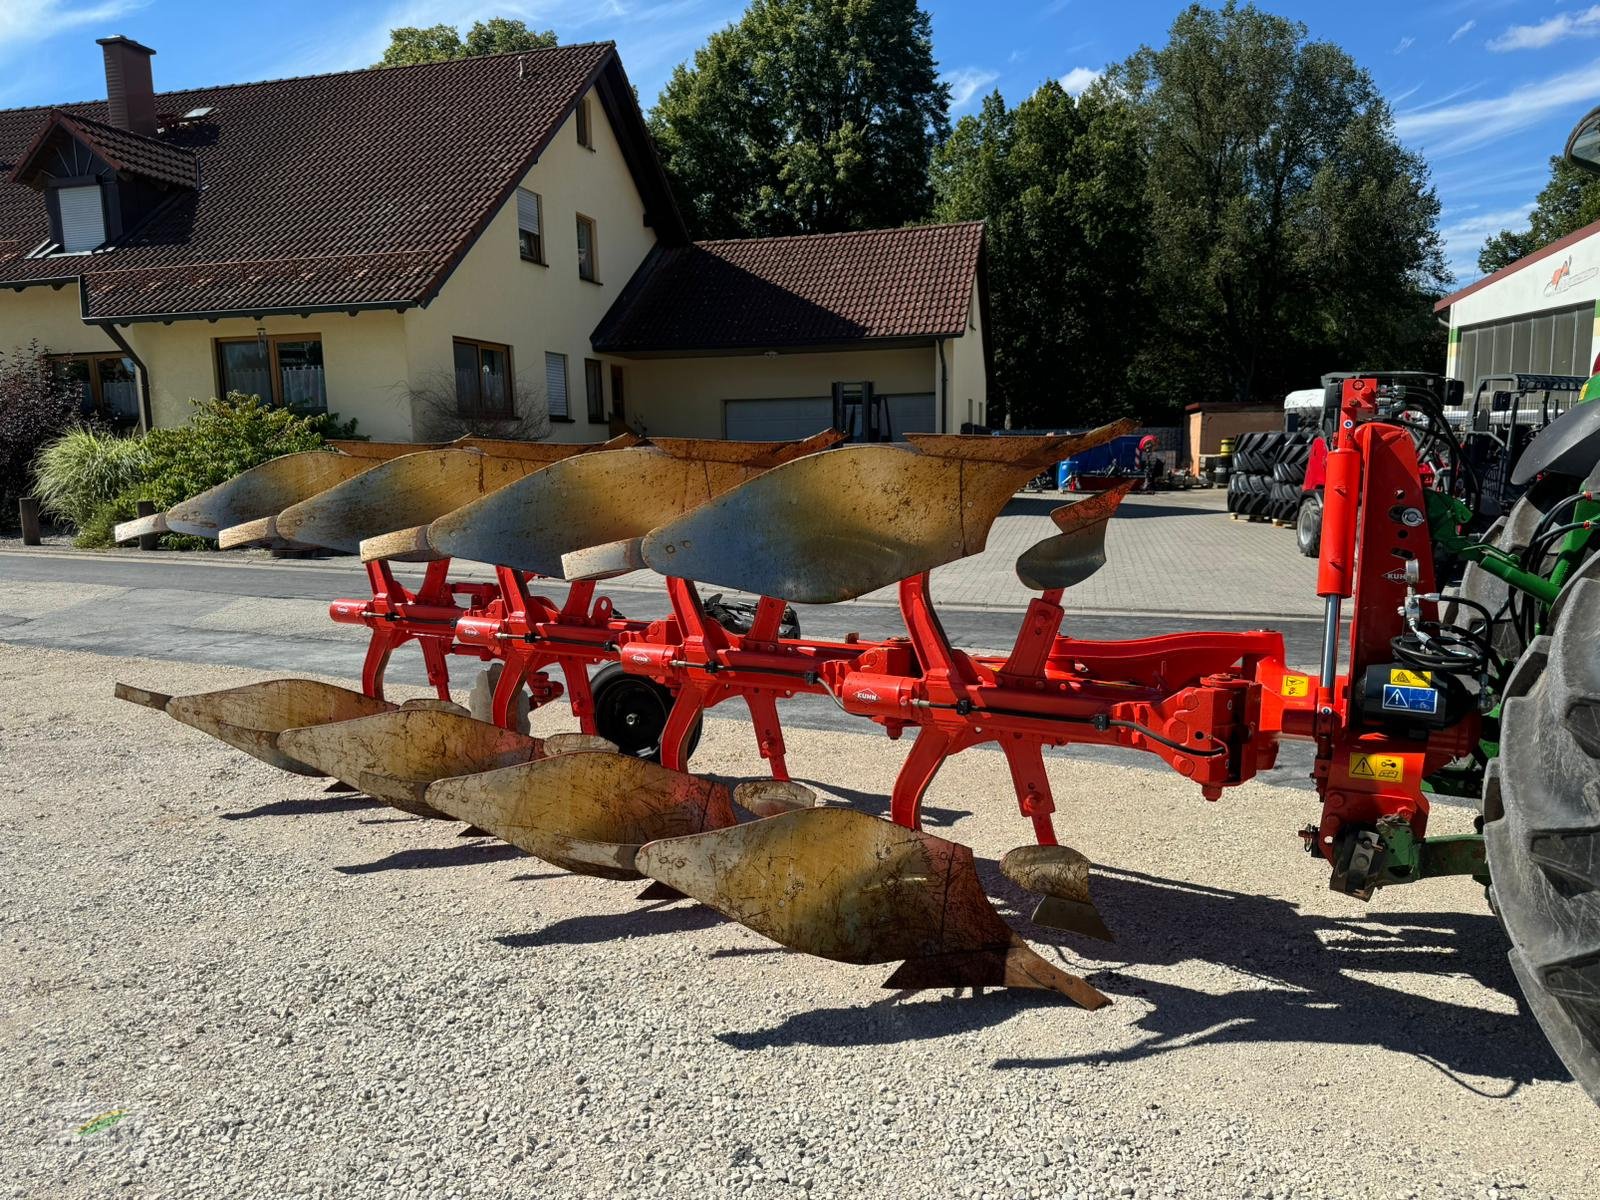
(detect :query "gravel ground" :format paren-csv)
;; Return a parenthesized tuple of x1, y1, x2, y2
(2, 643, 1594, 1200)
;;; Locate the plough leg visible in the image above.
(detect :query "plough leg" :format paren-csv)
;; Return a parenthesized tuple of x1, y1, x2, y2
(1000, 736, 1058, 846)
(891, 725, 957, 830)
(742, 690, 789, 781)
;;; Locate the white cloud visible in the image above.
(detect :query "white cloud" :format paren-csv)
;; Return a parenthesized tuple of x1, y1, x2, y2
(1441, 203, 1537, 281)
(944, 67, 1000, 112)
(1059, 65, 1102, 96)
(1395, 61, 1600, 155)
(1448, 19, 1475, 44)
(1488, 5, 1600, 52)
(1393, 35, 1415, 55)
(0, 0, 142, 55)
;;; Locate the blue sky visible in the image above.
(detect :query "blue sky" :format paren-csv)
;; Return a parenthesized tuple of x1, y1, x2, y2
(5, 1, 1600, 285)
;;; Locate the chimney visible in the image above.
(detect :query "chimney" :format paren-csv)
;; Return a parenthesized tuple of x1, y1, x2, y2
(97, 35, 157, 136)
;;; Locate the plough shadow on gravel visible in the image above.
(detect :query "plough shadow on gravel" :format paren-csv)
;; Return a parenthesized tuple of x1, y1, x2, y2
(493, 901, 726, 948)
(333, 842, 527, 875)
(218, 794, 387, 820)
(718, 863, 1566, 1097)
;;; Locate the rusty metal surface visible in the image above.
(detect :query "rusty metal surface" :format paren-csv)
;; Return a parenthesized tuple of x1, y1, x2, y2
(114, 450, 373, 544)
(636, 444, 1035, 602)
(1015, 478, 1137, 591)
(542, 733, 618, 756)
(277, 709, 543, 817)
(635, 807, 1107, 1005)
(269, 449, 545, 554)
(424, 752, 736, 879)
(426, 446, 774, 578)
(905, 421, 1135, 469)
(732, 779, 817, 818)
(650, 429, 842, 467)
(325, 440, 447, 458)
(114, 678, 395, 776)
(998, 843, 1112, 941)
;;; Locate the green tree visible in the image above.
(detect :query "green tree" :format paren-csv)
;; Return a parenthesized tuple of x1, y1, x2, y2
(933, 83, 1149, 428)
(1479, 156, 1600, 275)
(377, 18, 556, 67)
(1113, 2, 1448, 408)
(650, 0, 951, 238)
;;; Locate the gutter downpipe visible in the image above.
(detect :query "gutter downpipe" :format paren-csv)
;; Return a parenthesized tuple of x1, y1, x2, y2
(99, 321, 154, 434)
(936, 338, 948, 433)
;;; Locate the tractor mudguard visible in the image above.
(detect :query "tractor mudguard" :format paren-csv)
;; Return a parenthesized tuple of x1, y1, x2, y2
(1512, 398, 1600, 485)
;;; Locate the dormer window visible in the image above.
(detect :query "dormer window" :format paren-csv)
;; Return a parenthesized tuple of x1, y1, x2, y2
(12, 109, 198, 257)
(53, 184, 106, 252)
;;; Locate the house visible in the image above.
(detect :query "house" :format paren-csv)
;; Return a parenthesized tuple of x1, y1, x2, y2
(0, 36, 989, 443)
(1435, 219, 1600, 396)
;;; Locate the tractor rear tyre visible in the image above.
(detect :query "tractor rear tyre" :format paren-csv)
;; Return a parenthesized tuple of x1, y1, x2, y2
(1485, 576, 1600, 1104)
(590, 662, 702, 764)
(1295, 491, 1322, 558)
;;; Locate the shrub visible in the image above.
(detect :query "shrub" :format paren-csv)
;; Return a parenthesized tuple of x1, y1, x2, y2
(0, 341, 78, 528)
(33, 426, 148, 529)
(36, 393, 359, 549)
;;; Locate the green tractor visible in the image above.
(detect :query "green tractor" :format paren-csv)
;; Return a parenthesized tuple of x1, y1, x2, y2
(1429, 103, 1600, 1100)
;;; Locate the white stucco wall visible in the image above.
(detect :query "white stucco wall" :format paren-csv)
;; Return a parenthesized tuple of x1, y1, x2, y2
(620, 347, 938, 438)
(402, 86, 657, 444)
(122, 312, 412, 437)
(0, 284, 119, 358)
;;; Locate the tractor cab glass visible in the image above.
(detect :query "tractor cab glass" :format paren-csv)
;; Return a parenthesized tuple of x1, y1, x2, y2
(1566, 105, 1600, 175)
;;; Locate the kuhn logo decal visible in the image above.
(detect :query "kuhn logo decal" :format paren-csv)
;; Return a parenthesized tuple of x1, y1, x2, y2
(1544, 254, 1598, 298)
(630, 652, 650, 664)
(853, 689, 880, 704)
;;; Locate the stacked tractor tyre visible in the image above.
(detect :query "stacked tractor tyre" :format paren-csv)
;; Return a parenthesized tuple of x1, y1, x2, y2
(1226, 430, 1317, 533)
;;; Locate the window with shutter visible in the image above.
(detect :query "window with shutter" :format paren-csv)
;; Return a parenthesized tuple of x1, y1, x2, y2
(545, 352, 569, 419)
(516, 188, 543, 263)
(56, 184, 105, 252)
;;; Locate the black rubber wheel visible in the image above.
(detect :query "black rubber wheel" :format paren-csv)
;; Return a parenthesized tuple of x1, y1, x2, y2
(590, 662, 702, 763)
(1295, 490, 1322, 558)
(1484, 576, 1600, 1105)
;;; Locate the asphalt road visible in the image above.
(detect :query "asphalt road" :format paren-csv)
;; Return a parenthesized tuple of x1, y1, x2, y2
(0, 546, 1329, 790)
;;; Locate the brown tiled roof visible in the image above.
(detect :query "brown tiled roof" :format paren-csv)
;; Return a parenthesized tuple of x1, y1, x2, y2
(12, 111, 198, 189)
(592, 222, 985, 353)
(0, 43, 684, 320)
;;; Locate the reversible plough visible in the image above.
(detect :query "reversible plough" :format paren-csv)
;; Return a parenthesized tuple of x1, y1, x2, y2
(109, 377, 1600, 1100)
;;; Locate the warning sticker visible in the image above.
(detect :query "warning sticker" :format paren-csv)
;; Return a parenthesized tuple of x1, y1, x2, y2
(1382, 684, 1439, 715)
(1389, 668, 1432, 687)
(1280, 674, 1310, 698)
(1349, 752, 1405, 783)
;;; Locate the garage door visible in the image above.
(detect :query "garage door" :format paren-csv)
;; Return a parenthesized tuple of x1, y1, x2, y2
(883, 393, 936, 438)
(724, 397, 832, 441)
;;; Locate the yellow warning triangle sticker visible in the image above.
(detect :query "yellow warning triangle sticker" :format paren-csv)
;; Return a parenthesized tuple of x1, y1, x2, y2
(1351, 756, 1377, 778)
